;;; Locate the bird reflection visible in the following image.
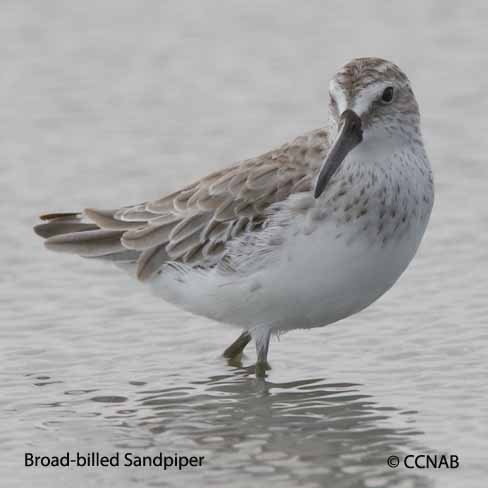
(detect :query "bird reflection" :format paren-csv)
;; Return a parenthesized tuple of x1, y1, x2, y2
(130, 369, 431, 488)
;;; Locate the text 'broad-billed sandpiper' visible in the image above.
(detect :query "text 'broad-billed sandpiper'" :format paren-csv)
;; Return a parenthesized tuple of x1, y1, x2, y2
(34, 58, 434, 377)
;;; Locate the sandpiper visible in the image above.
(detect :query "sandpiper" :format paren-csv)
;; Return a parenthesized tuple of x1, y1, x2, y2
(34, 57, 434, 377)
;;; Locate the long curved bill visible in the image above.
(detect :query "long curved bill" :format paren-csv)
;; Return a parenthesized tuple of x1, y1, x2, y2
(314, 109, 363, 198)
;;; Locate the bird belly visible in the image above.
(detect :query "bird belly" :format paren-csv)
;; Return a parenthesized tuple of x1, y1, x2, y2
(250, 216, 428, 331)
(147, 213, 428, 332)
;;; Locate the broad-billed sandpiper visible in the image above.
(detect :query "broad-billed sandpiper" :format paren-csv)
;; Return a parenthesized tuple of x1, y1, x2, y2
(34, 58, 434, 377)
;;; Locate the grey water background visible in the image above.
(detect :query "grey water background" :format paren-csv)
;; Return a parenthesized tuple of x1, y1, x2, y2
(1, 1, 487, 487)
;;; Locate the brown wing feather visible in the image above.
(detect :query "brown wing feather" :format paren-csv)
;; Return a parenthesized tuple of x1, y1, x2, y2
(36, 128, 329, 280)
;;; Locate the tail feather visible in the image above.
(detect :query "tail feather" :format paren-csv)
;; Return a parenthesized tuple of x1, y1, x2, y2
(34, 212, 134, 259)
(45, 229, 125, 257)
(85, 250, 141, 262)
(34, 220, 99, 239)
(84, 208, 144, 230)
(34, 213, 97, 238)
(39, 212, 81, 221)
(33, 209, 175, 279)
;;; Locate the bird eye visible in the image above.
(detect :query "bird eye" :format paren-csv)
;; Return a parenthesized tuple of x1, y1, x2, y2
(381, 86, 394, 103)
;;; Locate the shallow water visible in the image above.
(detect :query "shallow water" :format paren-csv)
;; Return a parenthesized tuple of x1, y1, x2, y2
(2, 1, 488, 487)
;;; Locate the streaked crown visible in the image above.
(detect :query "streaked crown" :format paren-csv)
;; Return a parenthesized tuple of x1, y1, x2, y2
(329, 57, 420, 135)
(334, 58, 409, 95)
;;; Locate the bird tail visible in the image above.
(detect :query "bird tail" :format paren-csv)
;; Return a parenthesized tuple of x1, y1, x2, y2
(33, 211, 140, 263)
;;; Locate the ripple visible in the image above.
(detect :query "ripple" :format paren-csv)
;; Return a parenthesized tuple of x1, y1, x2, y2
(90, 395, 128, 404)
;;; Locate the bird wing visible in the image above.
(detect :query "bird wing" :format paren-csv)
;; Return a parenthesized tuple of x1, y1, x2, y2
(36, 128, 329, 281)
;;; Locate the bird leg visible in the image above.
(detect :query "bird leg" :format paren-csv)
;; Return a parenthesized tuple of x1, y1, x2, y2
(222, 331, 252, 360)
(255, 328, 272, 378)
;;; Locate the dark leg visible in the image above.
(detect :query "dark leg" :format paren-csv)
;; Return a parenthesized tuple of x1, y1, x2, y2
(223, 331, 252, 359)
(255, 328, 272, 378)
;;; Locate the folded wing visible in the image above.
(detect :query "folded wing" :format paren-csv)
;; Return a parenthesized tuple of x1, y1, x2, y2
(34, 129, 329, 281)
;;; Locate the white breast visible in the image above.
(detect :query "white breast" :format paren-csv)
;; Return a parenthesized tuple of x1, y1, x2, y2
(147, 201, 430, 333)
(147, 150, 433, 334)
(251, 214, 427, 331)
